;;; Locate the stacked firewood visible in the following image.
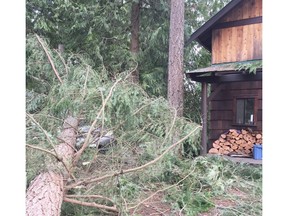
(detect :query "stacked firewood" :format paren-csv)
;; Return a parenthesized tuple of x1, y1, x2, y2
(208, 129, 262, 155)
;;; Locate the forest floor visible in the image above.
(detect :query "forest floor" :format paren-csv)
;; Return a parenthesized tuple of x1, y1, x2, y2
(128, 156, 262, 216)
(129, 191, 180, 216)
(130, 187, 250, 216)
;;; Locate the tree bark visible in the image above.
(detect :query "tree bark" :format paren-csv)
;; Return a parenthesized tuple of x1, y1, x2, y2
(26, 116, 78, 216)
(167, 0, 185, 117)
(130, 0, 141, 83)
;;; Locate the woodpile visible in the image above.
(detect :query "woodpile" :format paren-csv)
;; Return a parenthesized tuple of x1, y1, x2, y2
(208, 129, 263, 155)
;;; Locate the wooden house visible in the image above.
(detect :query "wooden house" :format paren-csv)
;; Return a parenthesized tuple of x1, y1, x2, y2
(185, 0, 262, 155)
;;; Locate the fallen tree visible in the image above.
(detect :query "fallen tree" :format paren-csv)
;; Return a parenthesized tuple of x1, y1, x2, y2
(26, 116, 79, 216)
(26, 34, 201, 215)
(26, 114, 200, 215)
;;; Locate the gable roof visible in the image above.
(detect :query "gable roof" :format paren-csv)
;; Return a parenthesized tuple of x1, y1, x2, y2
(185, 0, 242, 51)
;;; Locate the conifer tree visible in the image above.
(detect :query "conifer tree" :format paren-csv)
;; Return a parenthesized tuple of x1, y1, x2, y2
(167, 0, 185, 116)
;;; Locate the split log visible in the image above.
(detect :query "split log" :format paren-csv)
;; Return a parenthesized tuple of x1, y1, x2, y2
(208, 148, 219, 154)
(220, 134, 226, 139)
(256, 134, 262, 139)
(213, 142, 220, 149)
(26, 116, 78, 216)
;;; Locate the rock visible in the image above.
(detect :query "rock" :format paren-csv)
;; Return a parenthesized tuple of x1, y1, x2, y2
(76, 125, 115, 152)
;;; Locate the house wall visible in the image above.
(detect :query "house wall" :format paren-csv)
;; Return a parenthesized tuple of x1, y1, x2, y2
(211, 0, 262, 64)
(208, 80, 262, 149)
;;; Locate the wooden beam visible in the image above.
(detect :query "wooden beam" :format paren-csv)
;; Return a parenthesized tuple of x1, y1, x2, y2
(214, 16, 262, 30)
(200, 82, 208, 155)
(217, 72, 262, 82)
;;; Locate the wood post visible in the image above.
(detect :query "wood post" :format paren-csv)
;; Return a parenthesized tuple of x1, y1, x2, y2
(200, 82, 208, 155)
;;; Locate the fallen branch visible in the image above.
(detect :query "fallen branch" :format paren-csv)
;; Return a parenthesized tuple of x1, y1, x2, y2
(35, 34, 63, 84)
(63, 197, 118, 213)
(66, 125, 201, 189)
(160, 107, 177, 149)
(26, 113, 59, 158)
(26, 114, 77, 179)
(54, 48, 68, 75)
(65, 194, 114, 204)
(26, 144, 58, 159)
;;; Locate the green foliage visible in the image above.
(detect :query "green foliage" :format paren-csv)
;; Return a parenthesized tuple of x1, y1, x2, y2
(26, 34, 201, 185)
(27, 0, 134, 78)
(26, 90, 47, 113)
(118, 176, 141, 200)
(183, 78, 202, 124)
(236, 60, 262, 75)
(163, 156, 262, 215)
(26, 0, 228, 100)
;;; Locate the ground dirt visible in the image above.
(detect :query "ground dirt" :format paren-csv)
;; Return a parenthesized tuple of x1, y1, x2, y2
(129, 187, 249, 216)
(129, 191, 182, 216)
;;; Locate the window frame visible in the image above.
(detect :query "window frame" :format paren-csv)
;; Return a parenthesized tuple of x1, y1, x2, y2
(233, 96, 258, 127)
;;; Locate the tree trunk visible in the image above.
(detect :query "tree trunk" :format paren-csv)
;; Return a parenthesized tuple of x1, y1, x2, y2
(130, 0, 141, 83)
(26, 171, 64, 216)
(26, 116, 78, 216)
(167, 0, 185, 117)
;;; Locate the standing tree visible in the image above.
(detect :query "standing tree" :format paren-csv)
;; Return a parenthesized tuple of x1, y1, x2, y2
(167, 0, 185, 117)
(130, 0, 141, 83)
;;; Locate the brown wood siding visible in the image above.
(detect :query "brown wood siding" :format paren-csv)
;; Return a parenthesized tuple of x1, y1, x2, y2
(211, 0, 262, 64)
(212, 23, 262, 64)
(219, 0, 262, 23)
(208, 81, 262, 148)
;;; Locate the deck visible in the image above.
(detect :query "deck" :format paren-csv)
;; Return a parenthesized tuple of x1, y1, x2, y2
(207, 154, 262, 165)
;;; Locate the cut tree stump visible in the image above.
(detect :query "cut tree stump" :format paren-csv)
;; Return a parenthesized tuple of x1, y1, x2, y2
(26, 116, 78, 216)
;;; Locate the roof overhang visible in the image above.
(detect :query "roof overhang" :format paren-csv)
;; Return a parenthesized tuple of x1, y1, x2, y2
(186, 60, 262, 83)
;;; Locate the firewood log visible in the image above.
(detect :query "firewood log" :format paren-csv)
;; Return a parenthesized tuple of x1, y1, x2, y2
(208, 148, 219, 154)
(209, 128, 262, 156)
(220, 134, 226, 139)
(213, 142, 220, 149)
(256, 134, 262, 139)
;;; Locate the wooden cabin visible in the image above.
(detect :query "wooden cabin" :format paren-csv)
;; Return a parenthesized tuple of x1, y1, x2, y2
(185, 0, 262, 155)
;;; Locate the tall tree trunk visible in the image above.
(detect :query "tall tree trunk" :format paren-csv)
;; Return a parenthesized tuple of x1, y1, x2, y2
(167, 0, 185, 117)
(130, 0, 141, 83)
(26, 116, 78, 216)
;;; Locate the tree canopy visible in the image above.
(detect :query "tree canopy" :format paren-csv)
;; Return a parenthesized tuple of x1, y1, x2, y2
(26, 0, 229, 98)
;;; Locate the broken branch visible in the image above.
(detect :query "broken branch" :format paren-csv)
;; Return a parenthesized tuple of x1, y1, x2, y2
(66, 125, 201, 189)
(35, 34, 63, 84)
(63, 197, 118, 213)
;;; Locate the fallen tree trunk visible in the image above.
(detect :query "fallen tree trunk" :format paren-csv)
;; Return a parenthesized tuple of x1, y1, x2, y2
(26, 116, 78, 216)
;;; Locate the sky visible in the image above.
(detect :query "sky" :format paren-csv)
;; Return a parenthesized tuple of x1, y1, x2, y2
(1, 0, 288, 215)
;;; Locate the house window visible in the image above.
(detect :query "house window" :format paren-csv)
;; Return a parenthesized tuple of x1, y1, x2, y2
(236, 98, 255, 125)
